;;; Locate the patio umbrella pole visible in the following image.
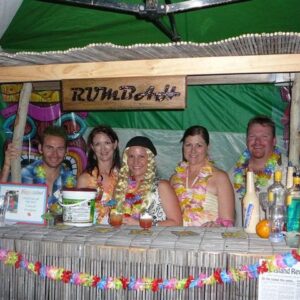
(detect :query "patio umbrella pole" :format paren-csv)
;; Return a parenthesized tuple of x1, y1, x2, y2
(289, 73, 300, 166)
(11, 82, 32, 182)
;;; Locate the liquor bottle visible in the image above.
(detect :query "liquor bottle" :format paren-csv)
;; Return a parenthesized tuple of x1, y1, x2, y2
(282, 165, 293, 232)
(243, 171, 260, 233)
(268, 170, 286, 242)
(268, 170, 286, 206)
(286, 164, 294, 190)
(285, 168, 295, 218)
(286, 172, 300, 234)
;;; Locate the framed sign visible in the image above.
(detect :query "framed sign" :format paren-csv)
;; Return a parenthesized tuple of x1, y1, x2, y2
(0, 183, 48, 225)
(62, 76, 186, 110)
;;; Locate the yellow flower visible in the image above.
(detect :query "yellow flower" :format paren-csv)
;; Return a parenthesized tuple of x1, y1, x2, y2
(193, 193, 205, 201)
(175, 166, 185, 174)
(175, 186, 185, 195)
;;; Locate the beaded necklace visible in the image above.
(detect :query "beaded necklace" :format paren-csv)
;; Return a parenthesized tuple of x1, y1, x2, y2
(233, 146, 281, 196)
(172, 161, 213, 209)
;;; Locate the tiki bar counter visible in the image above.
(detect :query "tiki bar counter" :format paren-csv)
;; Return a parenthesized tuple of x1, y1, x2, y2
(0, 224, 296, 300)
(1, 33, 300, 300)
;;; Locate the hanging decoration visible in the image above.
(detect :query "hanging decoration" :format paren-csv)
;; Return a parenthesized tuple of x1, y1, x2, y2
(0, 247, 300, 292)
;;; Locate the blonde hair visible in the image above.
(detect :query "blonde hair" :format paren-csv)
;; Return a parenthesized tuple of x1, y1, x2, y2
(114, 148, 156, 211)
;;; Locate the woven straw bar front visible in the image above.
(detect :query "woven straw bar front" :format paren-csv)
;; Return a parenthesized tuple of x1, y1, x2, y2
(0, 225, 291, 300)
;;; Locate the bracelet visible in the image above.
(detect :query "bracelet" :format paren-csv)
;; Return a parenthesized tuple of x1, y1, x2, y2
(216, 217, 234, 227)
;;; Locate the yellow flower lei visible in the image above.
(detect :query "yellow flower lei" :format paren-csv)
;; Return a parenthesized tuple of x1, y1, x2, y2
(172, 161, 213, 212)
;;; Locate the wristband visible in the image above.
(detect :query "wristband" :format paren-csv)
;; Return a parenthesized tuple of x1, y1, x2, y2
(216, 217, 234, 227)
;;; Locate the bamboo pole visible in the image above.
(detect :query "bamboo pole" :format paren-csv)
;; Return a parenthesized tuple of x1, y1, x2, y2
(289, 73, 300, 166)
(11, 82, 32, 182)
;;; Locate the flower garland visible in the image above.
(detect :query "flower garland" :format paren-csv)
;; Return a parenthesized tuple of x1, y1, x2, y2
(34, 160, 75, 188)
(122, 177, 144, 219)
(91, 168, 118, 203)
(88, 168, 119, 224)
(0, 247, 299, 291)
(171, 161, 213, 222)
(233, 147, 281, 196)
(33, 160, 76, 213)
(172, 161, 213, 205)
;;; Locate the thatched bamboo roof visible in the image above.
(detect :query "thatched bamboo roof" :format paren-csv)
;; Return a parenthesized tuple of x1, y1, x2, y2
(0, 32, 299, 67)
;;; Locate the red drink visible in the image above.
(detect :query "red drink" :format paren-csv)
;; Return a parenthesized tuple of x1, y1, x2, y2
(139, 212, 153, 230)
(109, 213, 123, 228)
(139, 218, 152, 230)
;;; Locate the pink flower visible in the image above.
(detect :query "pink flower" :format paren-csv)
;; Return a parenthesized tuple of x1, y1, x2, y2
(275, 255, 286, 268)
(0, 249, 8, 260)
(166, 278, 177, 289)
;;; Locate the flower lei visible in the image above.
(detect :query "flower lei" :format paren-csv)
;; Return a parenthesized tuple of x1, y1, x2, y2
(123, 177, 144, 219)
(233, 147, 281, 196)
(34, 160, 75, 188)
(1, 247, 300, 291)
(92, 168, 118, 206)
(172, 161, 213, 211)
(33, 160, 75, 211)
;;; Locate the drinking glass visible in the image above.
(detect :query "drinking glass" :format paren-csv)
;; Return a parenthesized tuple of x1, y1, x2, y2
(109, 211, 123, 228)
(259, 192, 268, 219)
(139, 212, 153, 230)
(285, 232, 300, 248)
(0, 195, 8, 227)
(259, 192, 275, 219)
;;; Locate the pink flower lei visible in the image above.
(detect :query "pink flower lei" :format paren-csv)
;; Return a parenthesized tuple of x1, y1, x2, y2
(172, 161, 213, 209)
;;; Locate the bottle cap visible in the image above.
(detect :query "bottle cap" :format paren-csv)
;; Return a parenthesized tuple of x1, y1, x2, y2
(293, 176, 300, 185)
(274, 170, 282, 182)
(268, 191, 274, 202)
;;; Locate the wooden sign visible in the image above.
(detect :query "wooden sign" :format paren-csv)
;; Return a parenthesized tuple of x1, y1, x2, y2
(62, 76, 186, 110)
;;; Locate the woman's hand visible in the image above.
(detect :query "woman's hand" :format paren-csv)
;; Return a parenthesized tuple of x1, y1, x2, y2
(122, 216, 139, 226)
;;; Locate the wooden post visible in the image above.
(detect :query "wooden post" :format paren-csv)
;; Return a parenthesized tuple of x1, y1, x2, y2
(11, 82, 32, 182)
(289, 73, 300, 166)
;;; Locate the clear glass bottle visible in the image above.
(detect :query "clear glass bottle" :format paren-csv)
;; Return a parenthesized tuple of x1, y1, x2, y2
(269, 205, 285, 243)
(286, 164, 294, 190)
(268, 170, 286, 243)
(268, 170, 286, 206)
(243, 171, 260, 233)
